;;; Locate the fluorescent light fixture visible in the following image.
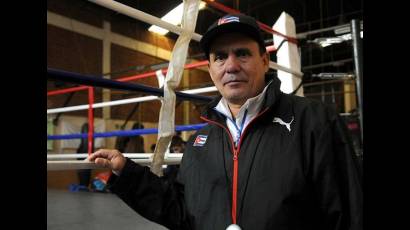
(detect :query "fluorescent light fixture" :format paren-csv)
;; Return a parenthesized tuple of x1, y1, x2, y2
(313, 37, 344, 47)
(312, 30, 363, 47)
(334, 21, 363, 35)
(149, 1, 206, 35)
(312, 73, 355, 79)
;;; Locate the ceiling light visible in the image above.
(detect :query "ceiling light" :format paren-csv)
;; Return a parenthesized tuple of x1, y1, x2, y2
(334, 21, 363, 35)
(312, 37, 344, 47)
(311, 30, 363, 48)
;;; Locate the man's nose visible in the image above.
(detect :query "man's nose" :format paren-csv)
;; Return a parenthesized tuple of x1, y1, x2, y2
(225, 54, 241, 73)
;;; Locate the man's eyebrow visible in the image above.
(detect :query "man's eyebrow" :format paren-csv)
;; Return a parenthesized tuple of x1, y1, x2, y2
(211, 48, 251, 54)
(210, 49, 227, 54)
(234, 48, 252, 54)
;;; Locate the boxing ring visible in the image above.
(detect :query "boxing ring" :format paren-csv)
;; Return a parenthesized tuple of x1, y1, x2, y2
(47, 0, 302, 229)
(47, 0, 301, 170)
(47, 189, 167, 230)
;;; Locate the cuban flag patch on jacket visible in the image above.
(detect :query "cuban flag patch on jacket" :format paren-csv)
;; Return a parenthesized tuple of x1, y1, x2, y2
(193, 135, 208, 146)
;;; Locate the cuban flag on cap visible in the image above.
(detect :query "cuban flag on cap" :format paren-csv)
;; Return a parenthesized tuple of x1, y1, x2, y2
(193, 135, 208, 146)
(218, 15, 240, 25)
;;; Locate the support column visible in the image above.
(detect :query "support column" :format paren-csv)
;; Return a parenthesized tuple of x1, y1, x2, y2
(351, 19, 363, 142)
(102, 20, 113, 148)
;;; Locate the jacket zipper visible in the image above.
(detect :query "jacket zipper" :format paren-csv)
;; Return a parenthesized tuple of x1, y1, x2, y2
(200, 107, 269, 225)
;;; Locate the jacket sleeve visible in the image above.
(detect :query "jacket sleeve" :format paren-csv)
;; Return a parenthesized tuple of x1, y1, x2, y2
(310, 109, 363, 230)
(106, 158, 194, 230)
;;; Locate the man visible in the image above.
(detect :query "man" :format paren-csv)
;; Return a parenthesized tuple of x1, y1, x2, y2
(88, 14, 362, 230)
(163, 135, 186, 180)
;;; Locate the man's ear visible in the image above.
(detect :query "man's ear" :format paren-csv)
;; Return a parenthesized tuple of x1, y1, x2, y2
(207, 63, 214, 80)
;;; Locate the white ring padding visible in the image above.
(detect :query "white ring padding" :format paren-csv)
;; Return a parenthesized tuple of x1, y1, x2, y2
(149, 0, 201, 176)
(89, 0, 202, 41)
(47, 153, 183, 160)
(47, 86, 217, 114)
(47, 158, 181, 171)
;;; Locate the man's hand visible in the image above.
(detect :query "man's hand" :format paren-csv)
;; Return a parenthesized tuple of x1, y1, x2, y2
(87, 149, 126, 175)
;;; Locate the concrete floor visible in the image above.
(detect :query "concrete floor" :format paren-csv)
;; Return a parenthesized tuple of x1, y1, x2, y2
(47, 189, 168, 230)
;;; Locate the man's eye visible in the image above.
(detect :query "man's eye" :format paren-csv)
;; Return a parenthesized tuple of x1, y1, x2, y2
(215, 56, 224, 61)
(236, 50, 251, 57)
(214, 53, 227, 61)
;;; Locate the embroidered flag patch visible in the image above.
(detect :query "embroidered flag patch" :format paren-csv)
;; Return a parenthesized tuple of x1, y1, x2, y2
(218, 16, 239, 25)
(193, 135, 208, 146)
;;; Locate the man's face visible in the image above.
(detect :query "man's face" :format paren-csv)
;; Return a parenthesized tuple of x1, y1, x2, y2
(171, 145, 183, 153)
(208, 33, 269, 106)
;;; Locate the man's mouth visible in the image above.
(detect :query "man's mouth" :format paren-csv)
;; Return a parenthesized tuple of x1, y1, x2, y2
(224, 80, 246, 86)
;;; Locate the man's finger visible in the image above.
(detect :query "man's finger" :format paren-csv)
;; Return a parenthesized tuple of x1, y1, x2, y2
(87, 149, 113, 161)
(95, 158, 112, 168)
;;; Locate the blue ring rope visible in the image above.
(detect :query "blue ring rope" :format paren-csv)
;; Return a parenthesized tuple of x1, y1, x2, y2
(47, 123, 207, 140)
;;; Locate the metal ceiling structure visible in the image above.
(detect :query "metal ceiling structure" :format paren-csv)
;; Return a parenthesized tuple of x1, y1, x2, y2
(111, 0, 364, 74)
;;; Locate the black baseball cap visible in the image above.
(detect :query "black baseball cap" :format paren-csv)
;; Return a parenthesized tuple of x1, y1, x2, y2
(200, 14, 266, 58)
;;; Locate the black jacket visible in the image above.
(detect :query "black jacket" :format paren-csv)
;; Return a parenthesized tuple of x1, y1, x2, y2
(107, 76, 363, 230)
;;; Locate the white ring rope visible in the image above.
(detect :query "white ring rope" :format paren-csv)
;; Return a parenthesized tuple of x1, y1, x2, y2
(47, 158, 182, 171)
(89, 0, 202, 42)
(47, 153, 183, 160)
(47, 86, 217, 114)
(150, 0, 201, 176)
(269, 61, 303, 78)
(47, 153, 183, 171)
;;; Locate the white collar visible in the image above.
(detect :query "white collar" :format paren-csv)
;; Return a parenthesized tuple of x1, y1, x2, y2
(214, 81, 272, 123)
